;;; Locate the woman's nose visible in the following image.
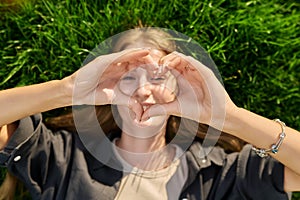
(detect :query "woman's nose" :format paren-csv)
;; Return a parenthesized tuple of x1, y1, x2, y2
(133, 78, 152, 101)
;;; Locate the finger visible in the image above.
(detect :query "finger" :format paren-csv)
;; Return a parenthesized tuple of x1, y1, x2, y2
(125, 61, 145, 72)
(106, 50, 150, 79)
(160, 53, 188, 74)
(159, 55, 176, 67)
(141, 102, 179, 121)
(164, 57, 182, 69)
(129, 99, 143, 122)
(141, 104, 165, 121)
(139, 55, 161, 77)
(114, 48, 150, 64)
(101, 60, 142, 84)
(111, 86, 144, 121)
(142, 54, 158, 67)
(102, 61, 129, 78)
(174, 52, 215, 78)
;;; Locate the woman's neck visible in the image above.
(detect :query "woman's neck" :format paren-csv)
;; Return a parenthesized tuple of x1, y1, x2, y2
(117, 130, 166, 153)
(115, 128, 175, 170)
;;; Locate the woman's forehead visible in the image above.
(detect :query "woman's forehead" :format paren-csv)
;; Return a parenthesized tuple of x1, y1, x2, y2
(124, 41, 167, 55)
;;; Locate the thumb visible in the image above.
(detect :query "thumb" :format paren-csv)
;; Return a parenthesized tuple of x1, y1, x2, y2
(141, 102, 178, 121)
(129, 99, 143, 122)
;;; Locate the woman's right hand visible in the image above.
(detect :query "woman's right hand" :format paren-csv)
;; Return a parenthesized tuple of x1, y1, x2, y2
(62, 48, 152, 116)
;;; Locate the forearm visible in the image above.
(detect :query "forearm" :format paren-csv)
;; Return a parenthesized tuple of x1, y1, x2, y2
(0, 80, 71, 126)
(224, 108, 300, 175)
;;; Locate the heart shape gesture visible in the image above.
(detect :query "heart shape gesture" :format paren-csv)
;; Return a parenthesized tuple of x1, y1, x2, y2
(65, 48, 237, 132)
(141, 51, 238, 130)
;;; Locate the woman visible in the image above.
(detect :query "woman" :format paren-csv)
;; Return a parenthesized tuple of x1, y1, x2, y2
(0, 27, 299, 199)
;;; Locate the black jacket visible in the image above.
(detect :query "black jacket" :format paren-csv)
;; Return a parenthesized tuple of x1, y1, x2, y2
(0, 114, 288, 199)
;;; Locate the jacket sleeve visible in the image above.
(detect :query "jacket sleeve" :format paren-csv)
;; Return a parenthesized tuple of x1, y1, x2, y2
(235, 144, 288, 199)
(178, 140, 290, 200)
(0, 114, 74, 199)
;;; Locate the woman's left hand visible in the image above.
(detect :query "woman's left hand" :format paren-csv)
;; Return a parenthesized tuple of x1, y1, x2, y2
(142, 51, 238, 129)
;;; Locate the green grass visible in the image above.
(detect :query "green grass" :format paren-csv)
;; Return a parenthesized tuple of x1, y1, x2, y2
(0, 0, 299, 199)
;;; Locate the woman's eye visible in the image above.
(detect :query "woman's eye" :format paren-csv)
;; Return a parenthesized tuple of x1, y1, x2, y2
(122, 76, 136, 80)
(150, 77, 166, 81)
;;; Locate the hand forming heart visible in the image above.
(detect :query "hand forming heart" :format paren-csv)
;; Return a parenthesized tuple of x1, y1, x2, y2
(141, 51, 237, 129)
(65, 49, 237, 129)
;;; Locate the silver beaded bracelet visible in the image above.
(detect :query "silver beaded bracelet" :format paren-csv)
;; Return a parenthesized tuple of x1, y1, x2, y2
(252, 119, 286, 158)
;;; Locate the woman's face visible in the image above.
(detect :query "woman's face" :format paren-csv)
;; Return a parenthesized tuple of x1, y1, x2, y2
(116, 49, 178, 138)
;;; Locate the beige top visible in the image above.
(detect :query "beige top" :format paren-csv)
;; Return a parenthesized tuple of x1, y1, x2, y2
(112, 140, 188, 200)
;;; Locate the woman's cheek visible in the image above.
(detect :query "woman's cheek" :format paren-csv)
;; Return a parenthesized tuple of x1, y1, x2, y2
(117, 105, 136, 122)
(119, 81, 138, 97)
(152, 87, 176, 104)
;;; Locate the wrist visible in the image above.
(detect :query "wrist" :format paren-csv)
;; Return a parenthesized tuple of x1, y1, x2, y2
(223, 106, 245, 134)
(59, 76, 74, 107)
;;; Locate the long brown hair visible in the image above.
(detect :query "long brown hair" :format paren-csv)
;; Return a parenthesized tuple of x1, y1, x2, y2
(45, 107, 245, 153)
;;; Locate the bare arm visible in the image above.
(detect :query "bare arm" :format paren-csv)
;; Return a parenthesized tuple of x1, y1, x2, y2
(225, 108, 300, 192)
(0, 80, 70, 127)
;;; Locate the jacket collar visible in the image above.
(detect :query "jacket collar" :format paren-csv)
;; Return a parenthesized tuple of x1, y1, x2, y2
(182, 141, 225, 191)
(85, 132, 226, 187)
